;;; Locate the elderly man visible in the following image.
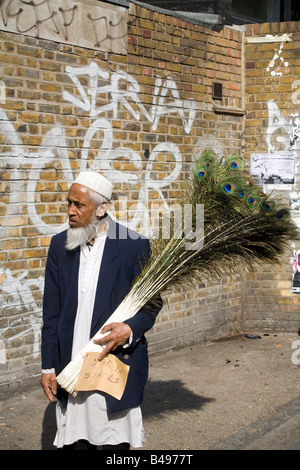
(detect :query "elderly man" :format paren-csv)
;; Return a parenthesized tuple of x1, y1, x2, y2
(41, 171, 161, 450)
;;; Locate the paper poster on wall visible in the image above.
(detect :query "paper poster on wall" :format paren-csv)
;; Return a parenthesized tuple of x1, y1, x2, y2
(291, 249, 300, 293)
(250, 153, 295, 185)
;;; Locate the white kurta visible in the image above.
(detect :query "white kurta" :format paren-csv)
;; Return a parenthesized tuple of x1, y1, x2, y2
(54, 230, 145, 448)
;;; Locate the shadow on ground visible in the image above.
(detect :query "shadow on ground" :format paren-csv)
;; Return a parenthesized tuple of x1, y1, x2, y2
(142, 379, 214, 419)
(40, 379, 213, 449)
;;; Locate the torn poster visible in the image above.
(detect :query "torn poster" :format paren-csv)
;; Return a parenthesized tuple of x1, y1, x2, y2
(291, 249, 300, 293)
(250, 153, 295, 185)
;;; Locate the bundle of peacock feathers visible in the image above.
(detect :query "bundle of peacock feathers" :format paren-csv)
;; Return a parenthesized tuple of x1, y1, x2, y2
(57, 151, 300, 396)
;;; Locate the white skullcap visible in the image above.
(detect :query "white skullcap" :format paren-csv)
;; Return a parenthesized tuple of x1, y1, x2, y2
(73, 171, 113, 201)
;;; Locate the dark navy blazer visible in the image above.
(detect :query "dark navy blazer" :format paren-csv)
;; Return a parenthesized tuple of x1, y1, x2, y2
(41, 218, 161, 413)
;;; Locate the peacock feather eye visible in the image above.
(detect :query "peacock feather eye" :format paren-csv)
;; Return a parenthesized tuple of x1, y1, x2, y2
(247, 194, 261, 208)
(225, 155, 245, 171)
(263, 201, 275, 211)
(224, 183, 232, 193)
(221, 182, 236, 194)
(276, 210, 289, 219)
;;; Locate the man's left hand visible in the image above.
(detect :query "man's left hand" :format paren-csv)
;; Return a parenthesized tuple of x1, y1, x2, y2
(94, 322, 132, 361)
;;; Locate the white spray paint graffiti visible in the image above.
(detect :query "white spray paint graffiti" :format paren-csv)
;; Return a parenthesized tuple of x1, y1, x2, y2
(63, 62, 196, 132)
(0, 61, 197, 363)
(266, 80, 300, 229)
(0, 107, 72, 234)
(266, 99, 300, 153)
(150, 76, 197, 133)
(62, 62, 188, 232)
(0, 268, 44, 364)
(266, 99, 292, 152)
(253, 33, 300, 233)
(266, 41, 289, 76)
(266, 99, 300, 229)
(1, 62, 196, 233)
(264, 35, 300, 225)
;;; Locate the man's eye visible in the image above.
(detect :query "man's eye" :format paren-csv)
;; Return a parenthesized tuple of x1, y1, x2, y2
(67, 200, 82, 208)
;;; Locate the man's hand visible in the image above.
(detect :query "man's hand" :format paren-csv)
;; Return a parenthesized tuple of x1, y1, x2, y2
(94, 322, 132, 361)
(41, 373, 57, 402)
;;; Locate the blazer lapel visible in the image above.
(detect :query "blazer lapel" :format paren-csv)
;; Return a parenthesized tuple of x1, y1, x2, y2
(61, 246, 80, 323)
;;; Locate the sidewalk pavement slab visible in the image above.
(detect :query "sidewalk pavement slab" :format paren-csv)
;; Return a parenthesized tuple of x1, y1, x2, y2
(0, 332, 299, 450)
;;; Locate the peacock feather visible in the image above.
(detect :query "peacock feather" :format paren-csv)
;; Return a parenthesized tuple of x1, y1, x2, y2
(57, 150, 300, 396)
(144, 150, 300, 300)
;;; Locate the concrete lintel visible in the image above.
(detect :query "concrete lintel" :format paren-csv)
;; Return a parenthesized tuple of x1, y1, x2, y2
(246, 33, 292, 44)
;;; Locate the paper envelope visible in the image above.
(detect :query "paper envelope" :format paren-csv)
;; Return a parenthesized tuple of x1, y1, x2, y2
(75, 352, 130, 401)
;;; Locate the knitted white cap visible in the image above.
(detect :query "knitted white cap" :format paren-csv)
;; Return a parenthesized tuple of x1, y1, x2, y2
(73, 171, 113, 201)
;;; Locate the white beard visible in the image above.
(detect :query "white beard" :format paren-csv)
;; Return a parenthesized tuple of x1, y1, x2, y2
(65, 218, 98, 251)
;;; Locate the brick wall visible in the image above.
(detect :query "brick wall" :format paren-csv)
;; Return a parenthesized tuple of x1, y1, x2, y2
(0, 1, 244, 394)
(126, 3, 244, 355)
(243, 21, 300, 332)
(0, 0, 298, 395)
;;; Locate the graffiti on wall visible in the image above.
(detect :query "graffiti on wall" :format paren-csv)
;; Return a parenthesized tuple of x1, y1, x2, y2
(266, 100, 300, 153)
(266, 40, 289, 77)
(265, 97, 300, 227)
(0, 0, 127, 53)
(0, 61, 199, 363)
(1, 61, 198, 234)
(264, 37, 297, 152)
(0, 268, 44, 364)
(261, 35, 300, 231)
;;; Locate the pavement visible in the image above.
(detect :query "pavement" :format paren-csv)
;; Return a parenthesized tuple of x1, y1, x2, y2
(0, 331, 299, 451)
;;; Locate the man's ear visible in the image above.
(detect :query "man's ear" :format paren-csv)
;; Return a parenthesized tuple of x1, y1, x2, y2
(96, 203, 108, 218)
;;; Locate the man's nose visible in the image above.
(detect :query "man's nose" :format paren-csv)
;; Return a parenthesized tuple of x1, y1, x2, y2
(68, 203, 76, 216)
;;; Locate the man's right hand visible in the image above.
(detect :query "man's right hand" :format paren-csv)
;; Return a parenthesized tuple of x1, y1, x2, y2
(41, 373, 57, 402)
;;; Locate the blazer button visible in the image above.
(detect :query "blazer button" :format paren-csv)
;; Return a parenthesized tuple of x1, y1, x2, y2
(123, 354, 129, 360)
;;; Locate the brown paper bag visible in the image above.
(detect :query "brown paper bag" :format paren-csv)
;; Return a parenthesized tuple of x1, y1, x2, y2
(75, 352, 130, 401)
